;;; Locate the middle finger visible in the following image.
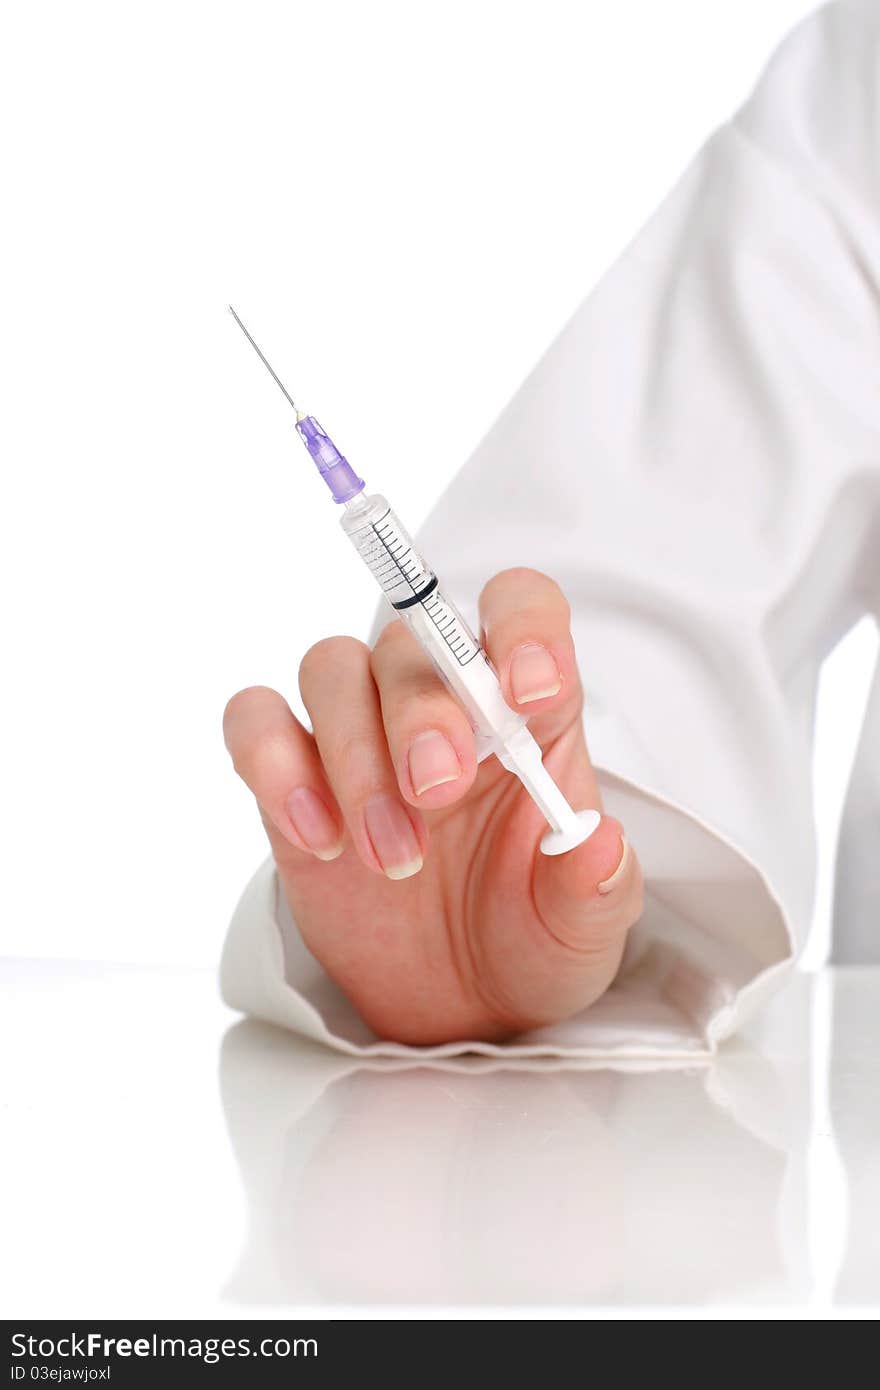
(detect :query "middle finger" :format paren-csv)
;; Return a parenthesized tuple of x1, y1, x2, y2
(299, 635, 426, 880)
(370, 619, 478, 809)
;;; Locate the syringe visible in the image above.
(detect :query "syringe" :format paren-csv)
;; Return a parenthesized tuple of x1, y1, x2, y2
(229, 307, 600, 855)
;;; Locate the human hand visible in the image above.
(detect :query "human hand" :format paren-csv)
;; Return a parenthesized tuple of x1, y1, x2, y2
(223, 569, 642, 1044)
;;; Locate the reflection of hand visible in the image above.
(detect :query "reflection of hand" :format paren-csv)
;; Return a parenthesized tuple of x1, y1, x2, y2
(224, 569, 642, 1044)
(220, 1027, 796, 1309)
(287, 1068, 623, 1304)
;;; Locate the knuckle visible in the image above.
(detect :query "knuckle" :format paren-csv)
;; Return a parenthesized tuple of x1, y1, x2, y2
(246, 728, 290, 781)
(545, 576, 570, 622)
(373, 656, 465, 733)
(222, 685, 275, 738)
(331, 729, 383, 780)
(371, 626, 454, 713)
(481, 567, 570, 621)
(524, 569, 569, 620)
(372, 618, 407, 654)
(370, 619, 420, 676)
(299, 635, 367, 687)
(495, 565, 547, 588)
(393, 683, 456, 733)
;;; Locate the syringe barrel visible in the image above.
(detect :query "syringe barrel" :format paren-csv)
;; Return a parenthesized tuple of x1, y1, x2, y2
(341, 493, 525, 754)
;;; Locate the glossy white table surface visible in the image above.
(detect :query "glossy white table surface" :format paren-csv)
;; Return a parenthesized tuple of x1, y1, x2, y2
(1, 959, 877, 1318)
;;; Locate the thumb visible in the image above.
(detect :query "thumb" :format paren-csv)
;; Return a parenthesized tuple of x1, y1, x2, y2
(479, 806, 642, 1032)
(534, 814, 639, 953)
(528, 811, 639, 1028)
(505, 816, 641, 1026)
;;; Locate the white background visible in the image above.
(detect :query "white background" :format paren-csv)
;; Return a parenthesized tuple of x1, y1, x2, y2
(2, 0, 871, 967)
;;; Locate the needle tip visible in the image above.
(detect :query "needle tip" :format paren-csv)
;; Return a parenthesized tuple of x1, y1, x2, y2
(227, 305, 300, 415)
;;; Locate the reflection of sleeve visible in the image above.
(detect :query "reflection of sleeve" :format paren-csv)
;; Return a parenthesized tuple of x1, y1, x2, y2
(833, 651, 880, 964)
(221, 0, 880, 1058)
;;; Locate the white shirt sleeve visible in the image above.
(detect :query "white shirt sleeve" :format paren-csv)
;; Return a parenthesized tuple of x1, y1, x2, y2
(220, 0, 880, 1059)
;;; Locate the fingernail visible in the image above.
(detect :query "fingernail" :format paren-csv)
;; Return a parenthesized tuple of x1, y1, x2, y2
(598, 838, 630, 894)
(286, 787, 344, 861)
(408, 730, 461, 796)
(364, 794, 423, 880)
(510, 644, 562, 704)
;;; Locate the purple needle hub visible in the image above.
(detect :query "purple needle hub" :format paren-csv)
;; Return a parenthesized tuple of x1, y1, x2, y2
(295, 415, 365, 503)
